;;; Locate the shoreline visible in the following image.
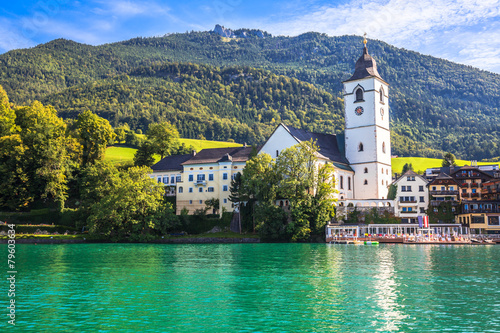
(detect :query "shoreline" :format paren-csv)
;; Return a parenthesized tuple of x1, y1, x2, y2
(0, 237, 261, 244)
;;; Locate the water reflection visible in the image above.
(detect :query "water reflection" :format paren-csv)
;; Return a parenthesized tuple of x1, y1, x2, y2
(372, 248, 406, 332)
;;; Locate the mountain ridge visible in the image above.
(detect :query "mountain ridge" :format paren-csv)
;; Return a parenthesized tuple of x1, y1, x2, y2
(0, 29, 498, 160)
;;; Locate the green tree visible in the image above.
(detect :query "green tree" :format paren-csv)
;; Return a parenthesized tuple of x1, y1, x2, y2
(0, 135, 30, 210)
(387, 183, 397, 200)
(0, 85, 16, 136)
(442, 152, 457, 167)
(133, 141, 156, 167)
(147, 121, 180, 159)
(14, 101, 69, 210)
(75, 110, 115, 166)
(85, 165, 178, 239)
(402, 163, 413, 173)
(205, 198, 220, 215)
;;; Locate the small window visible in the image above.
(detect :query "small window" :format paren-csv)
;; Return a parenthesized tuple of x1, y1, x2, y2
(209, 174, 214, 181)
(432, 186, 436, 191)
(171, 176, 175, 184)
(420, 196, 425, 202)
(157, 177, 162, 183)
(176, 175, 181, 182)
(358, 143, 364, 152)
(381, 180, 384, 185)
(386, 169, 389, 175)
(188, 175, 194, 182)
(340, 176, 344, 189)
(189, 200, 193, 204)
(419, 186, 424, 192)
(189, 187, 193, 193)
(355, 88, 364, 101)
(407, 186, 412, 191)
(198, 187, 203, 193)
(420, 208, 425, 213)
(178, 187, 183, 193)
(380, 87, 384, 103)
(364, 168, 368, 174)
(381, 168, 384, 174)
(382, 142, 386, 154)
(163, 176, 169, 184)
(197, 174, 205, 181)
(199, 200, 202, 204)
(450, 186, 454, 191)
(223, 198, 227, 204)
(441, 186, 445, 191)
(208, 187, 214, 192)
(401, 186, 406, 192)
(348, 177, 351, 190)
(223, 173, 228, 180)
(223, 185, 228, 191)
(364, 179, 368, 185)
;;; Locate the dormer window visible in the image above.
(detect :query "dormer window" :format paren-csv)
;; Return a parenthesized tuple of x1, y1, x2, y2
(358, 143, 364, 152)
(355, 88, 364, 102)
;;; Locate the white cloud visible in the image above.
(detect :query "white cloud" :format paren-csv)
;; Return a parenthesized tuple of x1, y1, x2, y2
(260, 0, 500, 73)
(93, 0, 170, 17)
(0, 18, 36, 52)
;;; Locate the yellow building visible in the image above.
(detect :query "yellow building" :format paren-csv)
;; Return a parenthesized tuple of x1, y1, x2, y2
(152, 147, 254, 214)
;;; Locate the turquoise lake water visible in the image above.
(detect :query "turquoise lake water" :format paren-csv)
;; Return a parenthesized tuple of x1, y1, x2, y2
(3, 243, 500, 332)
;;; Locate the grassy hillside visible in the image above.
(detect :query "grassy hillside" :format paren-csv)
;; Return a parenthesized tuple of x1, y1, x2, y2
(105, 139, 242, 165)
(392, 157, 500, 174)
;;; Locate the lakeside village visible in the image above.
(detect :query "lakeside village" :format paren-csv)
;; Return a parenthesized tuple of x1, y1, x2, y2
(149, 38, 500, 245)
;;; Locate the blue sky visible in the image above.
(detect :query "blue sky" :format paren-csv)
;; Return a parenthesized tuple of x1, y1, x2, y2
(1, 0, 499, 73)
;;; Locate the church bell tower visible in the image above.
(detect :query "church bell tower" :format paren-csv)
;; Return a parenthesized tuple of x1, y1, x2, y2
(343, 35, 391, 199)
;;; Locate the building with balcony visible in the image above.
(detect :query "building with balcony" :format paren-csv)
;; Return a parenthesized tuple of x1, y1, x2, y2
(392, 170, 428, 223)
(150, 153, 193, 196)
(451, 166, 493, 201)
(427, 173, 460, 223)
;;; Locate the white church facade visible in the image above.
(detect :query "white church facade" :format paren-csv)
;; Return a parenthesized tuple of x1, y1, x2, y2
(260, 38, 392, 204)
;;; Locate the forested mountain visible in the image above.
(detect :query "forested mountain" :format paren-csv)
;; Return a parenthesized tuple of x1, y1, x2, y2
(0, 30, 499, 160)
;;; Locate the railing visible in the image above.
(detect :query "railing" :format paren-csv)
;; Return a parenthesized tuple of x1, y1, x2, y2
(399, 200, 417, 204)
(430, 190, 459, 196)
(431, 201, 458, 206)
(471, 183, 479, 188)
(400, 211, 418, 214)
(461, 183, 469, 188)
(195, 180, 207, 186)
(461, 208, 500, 214)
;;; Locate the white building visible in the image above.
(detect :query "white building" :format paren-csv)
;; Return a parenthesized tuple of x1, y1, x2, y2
(261, 37, 391, 202)
(393, 170, 429, 223)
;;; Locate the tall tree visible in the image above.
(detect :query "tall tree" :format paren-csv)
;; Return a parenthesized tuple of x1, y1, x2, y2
(75, 110, 115, 166)
(442, 152, 457, 167)
(0, 85, 16, 136)
(147, 121, 180, 159)
(14, 101, 69, 209)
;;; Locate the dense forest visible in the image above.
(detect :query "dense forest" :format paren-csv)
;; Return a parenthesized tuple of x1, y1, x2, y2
(0, 30, 499, 160)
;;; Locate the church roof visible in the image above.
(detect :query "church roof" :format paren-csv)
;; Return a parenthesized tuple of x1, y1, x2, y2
(282, 124, 352, 171)
(151, 153, 194, 172)
(344, 45, 385, 83)
(182, 146, 254, 165)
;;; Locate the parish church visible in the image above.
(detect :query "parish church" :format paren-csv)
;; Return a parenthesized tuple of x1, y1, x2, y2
(151, 37, 392, 213)
(260, 37, 392, 201)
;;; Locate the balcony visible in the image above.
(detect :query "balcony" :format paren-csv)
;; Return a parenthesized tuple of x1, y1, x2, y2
(461, 183, 469, 188)
(430, 190, 459, 196)
(400, 211, 418, 214)
(399, 200, 417, 204)
(431, 200, 458, 207)
(471, 193, 480, 198)
(195, 180, 207, 186)
(471, 183, 479, 188)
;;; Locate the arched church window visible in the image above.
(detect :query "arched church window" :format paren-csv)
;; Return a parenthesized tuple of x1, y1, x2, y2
(364, 179, 368, 185)
(382, 142, 386, 153)
(358, 143, 364, 152)
(380, 87, 384, 103)
(355, 88, 364, 102)
(364, 168, 368, 173)
(348, 177, 351, 190)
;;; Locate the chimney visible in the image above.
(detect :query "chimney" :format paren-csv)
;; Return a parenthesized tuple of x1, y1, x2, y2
(192, 150, 197, 156)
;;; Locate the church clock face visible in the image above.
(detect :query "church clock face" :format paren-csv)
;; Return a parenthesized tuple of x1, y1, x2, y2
(355, 106, 364, 116)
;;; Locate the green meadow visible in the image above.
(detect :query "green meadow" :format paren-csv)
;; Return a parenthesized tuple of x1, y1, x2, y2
(391, 157, 500, 174)
(105, 139, 242, 165)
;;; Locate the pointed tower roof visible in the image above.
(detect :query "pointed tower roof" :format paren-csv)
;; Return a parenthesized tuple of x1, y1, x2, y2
(344, 35, 386, 83)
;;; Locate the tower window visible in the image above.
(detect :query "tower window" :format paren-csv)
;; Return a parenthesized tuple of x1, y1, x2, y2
(382, 142, 386, 154)
(355, 88, 364, 102)
(380, 87, 384, 103)
(358, 143, 364, 152)
(364, 167, 368, 173)
(364, 179, 368, 185)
